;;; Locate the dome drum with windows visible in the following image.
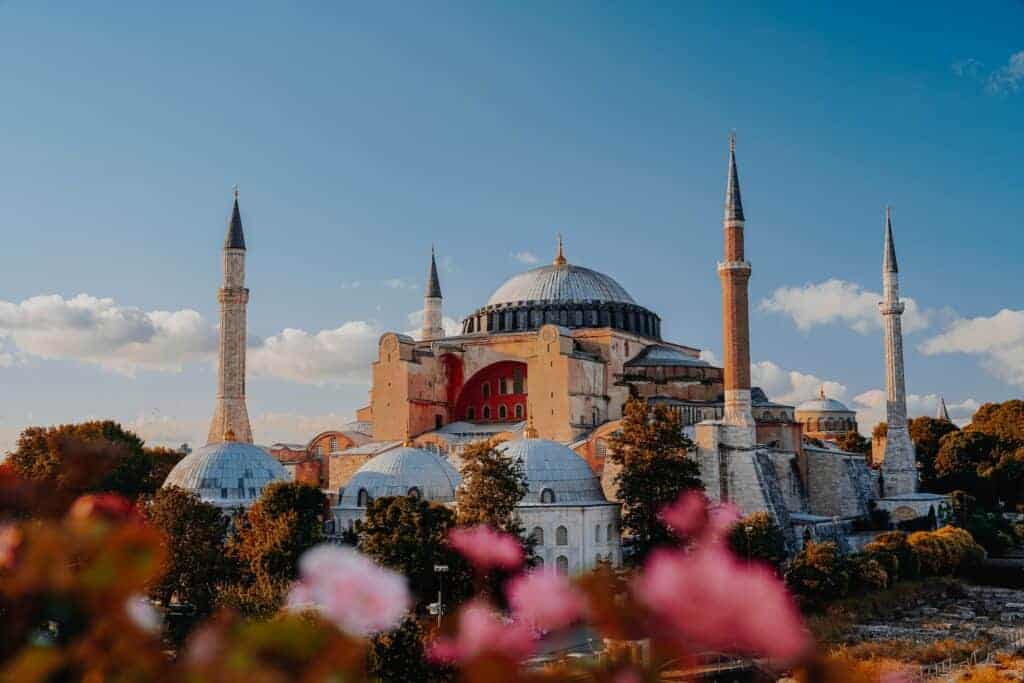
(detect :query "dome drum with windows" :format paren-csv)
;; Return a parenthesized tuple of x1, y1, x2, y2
(461, 237, 662, 338)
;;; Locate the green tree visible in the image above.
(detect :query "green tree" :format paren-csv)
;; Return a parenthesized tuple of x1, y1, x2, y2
(145, 486, 231, 642)
(368, 618, 452, 682)
(456, 439, 528, 535)
(359, 496, 471, 611)
(908, 416, 960, 490)
(934, 431, 998, 500)
(7, 421, 182, 501)
(220, 482, 327, 617)
(834, 430, 870, 455)
(785, 541, 850, 606)
(608, 398, 702, 562)
(727, 511, 787, 570)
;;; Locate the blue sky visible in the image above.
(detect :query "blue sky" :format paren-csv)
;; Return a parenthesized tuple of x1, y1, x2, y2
(0, 1, 1021, 449)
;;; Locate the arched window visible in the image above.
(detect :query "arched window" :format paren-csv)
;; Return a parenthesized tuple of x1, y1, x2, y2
(556, 526, 568, 546)
(541, 488, 556, 504)
(499, 405, 507, 420)
(482, 382, 491, 399)
(595, 524, 601, 542)
(531, 526, 544, 546)
(482, 405, 491, 420)
(607, 524, 614, 542)
(329, 437, 338, 452)
(514, 404, 524, 420)
(407, 487, 421, 500)
(357, 488, 370, 507)
(556, 555, 569, 574)
(466, 406, 475, 420)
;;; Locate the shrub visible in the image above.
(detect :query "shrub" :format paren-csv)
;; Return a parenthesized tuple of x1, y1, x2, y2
(907, 526, 984, 576)
(848, 553, 889, 592)
(863, 531, 920, 582)
(786, 541, 850, 606)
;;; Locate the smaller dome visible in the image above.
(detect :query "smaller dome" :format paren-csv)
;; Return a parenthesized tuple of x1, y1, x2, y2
(339, 446, 460, 507)
(163, 441, 289, 509)
(796, 389, 853, 414)
(498, 438, 606, 505)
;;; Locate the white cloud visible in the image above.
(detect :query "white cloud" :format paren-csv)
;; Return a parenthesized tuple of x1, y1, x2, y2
(986, 50, 1024, 94)
(382, 278, 416, 290)
(919, 308, 1024, 388)
(751, 360, 848, 406)
(248, 321, 382, 386)
(127, 411, 362, 450)
(760, 279, 930, 335)
(0, 294, 217, 375)
(952, 58, 984, 79)
(852, 389, 980, 432)
(511, 251, 540, 265)
(699, 349, 719, 365)
(404, 310, 462, 340)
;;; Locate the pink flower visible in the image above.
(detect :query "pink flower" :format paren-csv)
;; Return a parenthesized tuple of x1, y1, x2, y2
(635, 544, 809, 660)
(286, 544, 410, 636)
(660, 490, 709, 539)
(506, 569, 587, 632)
(447, 525, 523, 571)
(659, 491, 739, 545)
(124, 594, 162, 634)
(428, 600, 536, 664)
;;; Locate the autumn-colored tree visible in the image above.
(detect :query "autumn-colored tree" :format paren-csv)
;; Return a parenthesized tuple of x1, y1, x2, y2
(608, 398, 702, 562)
(145, 486, 231, 637)
(455, 439, 528, 535)
(785, 541, 850, 605)
(220, 482, 327, 617)
(908, 416, 960, 489)
(727, 511, 787, 571)
(6, 421, 182, 502)
(934, 430, 998, 499)
(368, 618, 452, 682)
(834, 430, 870, 455)
(359, 496, 471, 611)
(968, 400, 1024, 446)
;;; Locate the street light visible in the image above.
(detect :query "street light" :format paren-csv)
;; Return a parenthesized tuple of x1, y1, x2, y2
(433, 564, 449, 628)
(744, 525, 754, 566)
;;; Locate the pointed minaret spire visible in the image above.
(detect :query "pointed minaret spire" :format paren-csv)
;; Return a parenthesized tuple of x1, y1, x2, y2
(878, 206, 917, 495)
(225, 185, 246, 250)
(422, 246, 445, 341)
(554, 233, 567, 266)
(883, 206, 898, 273)
(724, 132, 745, 224)
(819, 386, 827, 400)
(936, 396, 951, 422)
(208, 188, 253, 445)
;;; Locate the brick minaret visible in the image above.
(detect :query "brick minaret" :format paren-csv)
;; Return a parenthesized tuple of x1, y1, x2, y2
(879, 207, 916, 495)
(422, 246, 444, 341)
(718, 133, 756, 445)
(207, 189, 254, 445)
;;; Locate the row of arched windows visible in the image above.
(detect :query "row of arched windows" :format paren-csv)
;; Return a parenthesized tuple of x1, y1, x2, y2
(802, 416, 857, 432)
(354, 486, 421, 507)
(531, 525, 569, 547)
(465, 403, 525, 422)
(461, 303, 662, 340)
(535, 555, 570, 574)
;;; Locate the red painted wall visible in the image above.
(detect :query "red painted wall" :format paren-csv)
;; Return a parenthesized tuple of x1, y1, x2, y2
(454, 361, 528, 423)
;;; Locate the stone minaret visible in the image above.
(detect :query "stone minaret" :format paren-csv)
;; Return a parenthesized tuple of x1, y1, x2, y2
(422, 246, 444, 341)
(207, 189, 254, 445)
(718, 133, 756, 446)
(879, 207, 916, 495)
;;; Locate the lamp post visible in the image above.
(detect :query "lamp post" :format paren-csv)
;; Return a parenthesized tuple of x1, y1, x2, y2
(744, 525, 753, 566)
(433, 564, 449, 628)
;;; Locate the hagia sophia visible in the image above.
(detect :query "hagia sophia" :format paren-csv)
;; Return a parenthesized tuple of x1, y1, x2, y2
(163, 137, 949, 570)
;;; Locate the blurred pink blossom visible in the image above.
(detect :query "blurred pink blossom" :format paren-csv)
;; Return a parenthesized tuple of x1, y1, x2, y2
(447, 525, 523, 571)
(659, 490, 739, 545)
(286, 544, 410, 636)
(428, 600, 536, 664)
(635, 544, 809, 660)
(506, 569, 587, 632)
(124, 594, 162, 634)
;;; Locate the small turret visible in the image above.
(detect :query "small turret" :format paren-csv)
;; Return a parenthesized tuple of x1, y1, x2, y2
(422, 246, 445, 341)
(724, 132, 745, 224)
(224, 186, 246, 251)
(883, 206, 898, 274)
(936, 396, 951, 422)
(554, 233, 567, 266)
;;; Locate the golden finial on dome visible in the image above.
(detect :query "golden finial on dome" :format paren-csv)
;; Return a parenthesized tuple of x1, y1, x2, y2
(223, 429, 237, 442)
(524, 410, 539, 439)
(819, 386, 826, 400)
(553, 233, 567, 266)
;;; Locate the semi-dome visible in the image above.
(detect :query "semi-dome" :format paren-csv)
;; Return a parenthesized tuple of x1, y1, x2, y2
(338, 446, 461, 507)
(487, 264, 636, 307)
(497, 438, 606, 505)
(162, 440, 289, 509)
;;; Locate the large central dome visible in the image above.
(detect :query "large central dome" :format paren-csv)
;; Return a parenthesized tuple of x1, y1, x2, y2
(487, 263, 636, 307)
(461, 237, 661, 339)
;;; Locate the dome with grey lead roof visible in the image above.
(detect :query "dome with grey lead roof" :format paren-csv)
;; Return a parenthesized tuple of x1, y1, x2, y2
(339, 446, 461, 507)
(487, 264, 636, 307)
(162, 441, 289, 509)
(497, 438, 606, 505)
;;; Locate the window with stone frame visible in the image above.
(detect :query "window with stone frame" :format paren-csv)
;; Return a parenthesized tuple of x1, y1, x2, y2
(514, 404, 524, 420)
(556, 526, 568, 546)
(556, 555, 569, 574)
(329, 437, 337, 452)
(531, 526, 544, 546)
(482, 405, 491, 420)
(541, 488, 556, 504)
(499, 405, 507, 420)
(357, 489, 370, 507)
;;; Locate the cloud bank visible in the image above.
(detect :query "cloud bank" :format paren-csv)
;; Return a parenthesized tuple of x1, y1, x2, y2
(920, 308, 1024, 388)
(760, 279, 930, 334)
